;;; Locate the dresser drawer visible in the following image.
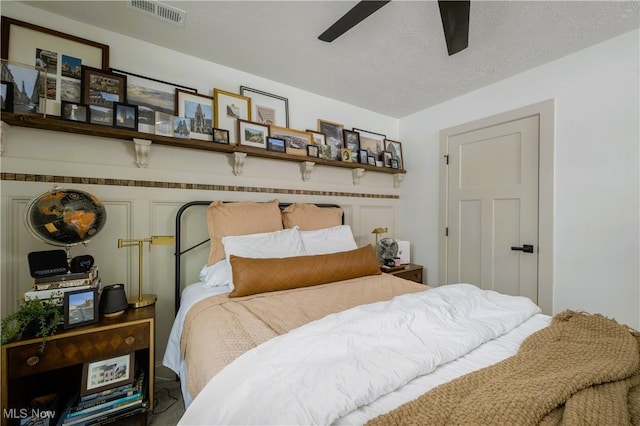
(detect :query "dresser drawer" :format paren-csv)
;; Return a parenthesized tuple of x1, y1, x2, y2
(393, 267, 423, 284)
(6, 322, 149, 379)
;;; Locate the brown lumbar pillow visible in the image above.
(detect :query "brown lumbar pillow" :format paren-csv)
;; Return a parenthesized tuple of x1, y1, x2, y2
(229, 245, 381, 297)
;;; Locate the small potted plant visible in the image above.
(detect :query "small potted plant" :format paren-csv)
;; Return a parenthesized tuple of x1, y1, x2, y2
(1, 298, 62, 352)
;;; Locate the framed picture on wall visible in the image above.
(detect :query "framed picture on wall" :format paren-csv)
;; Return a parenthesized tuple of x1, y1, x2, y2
(213, 88, 251, 145)
(240, 86, 289, 127)
(213, 128, 230, 144)
(176, 89, 214, 141)
(318, 119, 344, 160)
(384, 139, 404, 170)
(269, 125, 312, 156)
(113, 102, 138, 130)
(266, 137, 286, 152)
(60, 101, 87, 122)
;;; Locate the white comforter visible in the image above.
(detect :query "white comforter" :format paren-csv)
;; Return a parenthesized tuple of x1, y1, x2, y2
(178, 284, 541, 425)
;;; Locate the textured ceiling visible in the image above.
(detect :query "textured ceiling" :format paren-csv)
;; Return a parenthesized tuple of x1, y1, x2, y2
(22, 1, 640, 118)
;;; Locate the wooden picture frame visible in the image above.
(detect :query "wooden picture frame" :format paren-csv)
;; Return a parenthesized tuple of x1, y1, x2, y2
(1, 80, 14, 112)
(113, 102, 138, 130)
(238, 119, 269, 149)
(63, 287, 98, 329)
(81, 353, 134, 396)
(306, 129, 326, 147)
(176, 89, 213, 141)
(213, 128, 230, 144)
(111, 68, 197, 134)
(384, 139, 404, 170)
(269, 125, 312, 156)
(1, 17, 110, 115)
(81, 66, 126, 108)
(318, 119, 344, 160)
(343, 129, 360, 162)
(60, 101, 88, 123)
(267, 137, 286, 153)
(213, 88, 251, 145)
(240, 86, 289, 127)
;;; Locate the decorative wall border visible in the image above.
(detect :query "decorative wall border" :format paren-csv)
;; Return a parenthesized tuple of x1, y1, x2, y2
(1, 173, 399, 199)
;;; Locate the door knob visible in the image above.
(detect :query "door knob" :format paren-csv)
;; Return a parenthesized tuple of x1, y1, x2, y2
(511, 244, 534, 253)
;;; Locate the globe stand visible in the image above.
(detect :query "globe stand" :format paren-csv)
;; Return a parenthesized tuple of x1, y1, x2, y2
(117, 236, 174, 309)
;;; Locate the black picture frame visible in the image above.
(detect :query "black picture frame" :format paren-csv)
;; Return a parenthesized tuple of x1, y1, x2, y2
(367, 155, 377, 166)
(358, 149, 368, 164)
(63, 287, 98, 329)
(390, 158, 400, 169)
(113, 102, 138, 130)
(81, 66, 127, 107)
(240, 86, 289, 127)
(1, 80, 14, 112)
(60, 101, 88, 122)
(343, 129, 360, 163)
(213, 128, 230, 144)
(307, 144, 319, 158)
(110, 68, 197, 134)
(266, 137, 286, 153)
(81, 353, 134, 397)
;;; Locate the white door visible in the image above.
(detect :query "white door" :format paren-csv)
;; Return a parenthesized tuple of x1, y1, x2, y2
(443, 115, 539, 302)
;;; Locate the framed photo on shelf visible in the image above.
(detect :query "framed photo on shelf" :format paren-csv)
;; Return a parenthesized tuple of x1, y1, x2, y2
(307, 144, 320, 158)
(1, 80, 14, 112)
(173, 116, 191, 139)
(240, 86, 289, 127)
(213, 128, 230, 144)
(354, 128, 386, 158)
(110, 68, 197, 134)
(269, 125, 312, 156)
(176, 89, 213, 141)
(113, 102, 138, 130)
(367, 155, 377, 166)
(81, 353, 135, 396)
(306, 129, 326, 146)
(384, 139, 404, 169)
(1, 17, 110, 115)
(63, 287, 98, 329)
(358, 149, 369, 164)
(155, 111, 173, 137)
(1, 61, 44, 113)
(266, 137, 286, 153)
(81, 66, 126, 110)
(390, 158, 400, 169)
(340, 148, 352, 162)
(238, 119, 268, 149)
(60, 101, 87, 122)
(318, 119, 344, 160)
(343, 129, 360, 162)
(382, 151, 393, 167)
(88, 105, 112, 126)
(213, 88, 251, 145)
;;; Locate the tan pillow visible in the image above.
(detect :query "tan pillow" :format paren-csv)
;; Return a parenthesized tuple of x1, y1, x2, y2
(281, 203, 343, 231)
(229, 245, 381, 297)
(206, 200, 283, 265)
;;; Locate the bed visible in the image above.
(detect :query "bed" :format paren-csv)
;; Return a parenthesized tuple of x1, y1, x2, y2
(163, 200, 640, 425)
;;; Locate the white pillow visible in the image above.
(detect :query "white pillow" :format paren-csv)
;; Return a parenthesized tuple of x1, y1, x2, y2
(299, 225, 357, 255)
(222, 227, 306, 289)
(200, 260, 232, 289)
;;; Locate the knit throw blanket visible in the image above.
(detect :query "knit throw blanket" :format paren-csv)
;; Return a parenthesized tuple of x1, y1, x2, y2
(368, 311, 640, 426)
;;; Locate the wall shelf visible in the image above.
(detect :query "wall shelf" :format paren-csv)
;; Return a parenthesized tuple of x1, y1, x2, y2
(1, 113, 406, 184)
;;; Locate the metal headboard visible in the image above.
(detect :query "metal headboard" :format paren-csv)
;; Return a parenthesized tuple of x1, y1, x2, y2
(174, 201, 344, 315)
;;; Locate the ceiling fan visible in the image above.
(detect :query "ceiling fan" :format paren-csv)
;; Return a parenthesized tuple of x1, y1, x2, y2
(318, 0, 470, 56)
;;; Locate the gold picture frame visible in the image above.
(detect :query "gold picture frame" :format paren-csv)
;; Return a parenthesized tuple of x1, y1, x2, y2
(269, 125, 313, 156)
(213, 88, 251, 145)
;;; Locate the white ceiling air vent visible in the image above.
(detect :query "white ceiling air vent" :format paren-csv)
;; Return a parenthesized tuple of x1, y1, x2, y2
(127, 0, 186, 26)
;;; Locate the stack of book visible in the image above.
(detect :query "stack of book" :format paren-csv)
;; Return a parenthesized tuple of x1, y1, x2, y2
(24, 266, 100, 304)
(57, 370, 147, 426)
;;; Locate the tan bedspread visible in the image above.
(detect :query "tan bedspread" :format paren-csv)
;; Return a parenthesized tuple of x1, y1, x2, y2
(368, 310, 640, 426)
(181, 273, 428, 398)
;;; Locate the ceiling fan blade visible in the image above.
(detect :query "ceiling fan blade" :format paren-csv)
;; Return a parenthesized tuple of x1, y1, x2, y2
(318, 1, 391, 42)
(438, 0, 470, 56)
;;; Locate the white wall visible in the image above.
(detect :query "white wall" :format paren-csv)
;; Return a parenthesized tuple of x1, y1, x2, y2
(399, 29, 640, 329)
(0, 2, 403, 364)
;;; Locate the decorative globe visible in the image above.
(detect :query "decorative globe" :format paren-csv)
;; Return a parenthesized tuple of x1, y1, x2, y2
(25, 187, 107, 247)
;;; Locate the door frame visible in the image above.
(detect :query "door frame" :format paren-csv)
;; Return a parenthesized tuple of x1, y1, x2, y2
(438, 99, 555, 314)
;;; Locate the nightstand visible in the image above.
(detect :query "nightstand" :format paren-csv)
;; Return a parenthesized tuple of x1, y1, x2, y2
(1, 305, 155, 426)
(388, 264, 425, 284)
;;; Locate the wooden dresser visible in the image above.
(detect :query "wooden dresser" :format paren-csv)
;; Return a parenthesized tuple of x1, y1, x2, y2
(1, 305, 154, 426)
